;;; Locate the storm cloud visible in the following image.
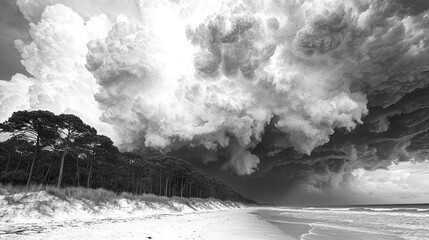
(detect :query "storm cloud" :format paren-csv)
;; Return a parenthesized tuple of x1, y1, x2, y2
(1, 0, 429, 203)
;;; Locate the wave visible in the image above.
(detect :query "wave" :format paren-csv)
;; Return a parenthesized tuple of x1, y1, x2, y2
(300, 206, 429, 213)
(279, 207, 429, 219)
(257, 207, 429, 240)
(353, 207, 428, 213)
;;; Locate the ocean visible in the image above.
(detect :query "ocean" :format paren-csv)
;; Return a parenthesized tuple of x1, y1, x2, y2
(255, 204, 429, 240)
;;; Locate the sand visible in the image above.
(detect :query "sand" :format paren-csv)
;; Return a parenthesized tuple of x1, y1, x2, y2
(0, 190, 296, 239)
(1, 209, 293, 240)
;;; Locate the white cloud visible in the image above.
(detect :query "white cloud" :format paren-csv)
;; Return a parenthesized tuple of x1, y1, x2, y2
(347, 162, 429, 202)
(0, 4, 115, 139)
(84, 0, 370, 175)
(2, 0, 429, 177)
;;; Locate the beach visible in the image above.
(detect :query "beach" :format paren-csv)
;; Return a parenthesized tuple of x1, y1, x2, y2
(0, 187, 296, 240)
(3, 205, 429, 240)
(1, 209, 291, 240)
(2, 188, 428, 240)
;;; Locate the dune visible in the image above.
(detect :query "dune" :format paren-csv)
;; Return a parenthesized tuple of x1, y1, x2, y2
(0, 186, 292, 239)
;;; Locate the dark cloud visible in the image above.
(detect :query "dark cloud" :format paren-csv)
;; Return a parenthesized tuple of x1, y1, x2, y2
(237, 86, 429, 203)
(0, 0, 29, 79)
(1, 0, 429, 204)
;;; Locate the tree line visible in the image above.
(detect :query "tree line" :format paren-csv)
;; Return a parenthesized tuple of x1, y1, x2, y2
(0, 110, 255, 203)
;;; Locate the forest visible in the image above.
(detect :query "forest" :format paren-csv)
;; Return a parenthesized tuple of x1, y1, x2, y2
(0, 110, 255, 203)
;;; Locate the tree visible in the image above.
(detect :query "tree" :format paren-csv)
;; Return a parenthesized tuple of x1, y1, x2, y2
(0, 141, 12, 177)
(0, 110, 58, 188)
(0, 111, 254, 203)
(55, 114, 96, 188)
(0, 136, 34, 184)
(76, 134, 118, 188)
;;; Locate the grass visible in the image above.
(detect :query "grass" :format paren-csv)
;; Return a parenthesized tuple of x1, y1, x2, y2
(0, 183, 224, 207)
(120, 192, 170, 203)
(0, 184, 242, 226)
(0, 183, 124, 205)
(53, 187, 118, 205)
(0, 183, 244, 218)
(1, 183, 47, 194)
(0, 184, 244, 222)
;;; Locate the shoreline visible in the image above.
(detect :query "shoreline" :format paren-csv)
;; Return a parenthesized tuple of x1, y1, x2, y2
(251, 209, 308, 240)
(253, 208, 414, 240)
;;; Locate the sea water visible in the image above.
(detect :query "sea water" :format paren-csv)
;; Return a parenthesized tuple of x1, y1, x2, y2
(255, 204, 429, 240)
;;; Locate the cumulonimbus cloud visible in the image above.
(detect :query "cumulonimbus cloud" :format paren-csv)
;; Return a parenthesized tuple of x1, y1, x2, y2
(85, 0, 369, 175)
(1, 0, 429, 180)
(0, 3, 115, 139)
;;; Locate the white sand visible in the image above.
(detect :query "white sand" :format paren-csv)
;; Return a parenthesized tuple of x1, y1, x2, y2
(1, 209, 292, 240)
(0, 190, 293, 239)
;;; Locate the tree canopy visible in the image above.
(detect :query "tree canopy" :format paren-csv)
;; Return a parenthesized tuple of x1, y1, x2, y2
(0, 110, 59, 187)
(0, 110, 255, 204)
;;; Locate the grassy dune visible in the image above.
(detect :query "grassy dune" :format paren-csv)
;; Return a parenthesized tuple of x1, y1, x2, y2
(0, 184, 245, 224)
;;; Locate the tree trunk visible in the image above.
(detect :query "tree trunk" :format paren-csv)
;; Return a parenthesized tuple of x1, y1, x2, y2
(4, 151, 10, 173)
(57, 146, 68, 188)
(3, 151, 10, 182)
(13, 158, 21, 179)
(87, 162, 93, 188)
(135, 172, 139, 194)
(42, 162, 53, 185)
(180, 176, 186, 198)
(26, 136, 39, 188)
(126, 169, 130, 192)
(76, 157, 80, 187)
(165, 177, 169, 196)
(158, 171, 162, 196)
(180, 184, 186, 198)
(172, 177, 177, 197)
(26, 161, 31, 171)
(100, 168, 105, 188)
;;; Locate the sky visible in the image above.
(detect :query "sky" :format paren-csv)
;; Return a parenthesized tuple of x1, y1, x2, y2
(0, 0, 429, 205)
